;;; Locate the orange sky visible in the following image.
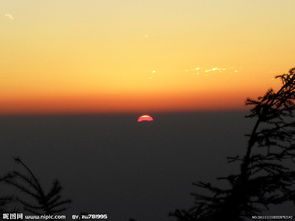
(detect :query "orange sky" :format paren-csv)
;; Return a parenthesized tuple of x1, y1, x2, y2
(0, 0, 294, 114)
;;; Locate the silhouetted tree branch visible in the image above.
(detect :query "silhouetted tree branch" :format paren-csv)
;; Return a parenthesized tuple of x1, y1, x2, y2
(0, 174, 14, 213)
(5, 158, 71, 215)
(171, 67, 295, 221)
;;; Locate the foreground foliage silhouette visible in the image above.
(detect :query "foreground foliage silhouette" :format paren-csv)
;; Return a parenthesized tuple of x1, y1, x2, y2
(171, 68, 295, 221)
(0, 175, 13, 213)
(4, 158, 71, 215)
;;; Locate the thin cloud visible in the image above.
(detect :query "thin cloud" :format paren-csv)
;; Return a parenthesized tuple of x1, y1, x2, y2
(186, 66, 239, 76)
(185, 66, 201, 73)
(4, 13, 15, 21)
(204, 67, 227, 73)
(147, 69, 157, 79)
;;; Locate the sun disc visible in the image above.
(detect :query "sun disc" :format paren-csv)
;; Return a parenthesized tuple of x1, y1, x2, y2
(137, 114, 154, 122)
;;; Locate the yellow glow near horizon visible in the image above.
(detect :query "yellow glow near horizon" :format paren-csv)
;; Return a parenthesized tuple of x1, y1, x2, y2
(0, 0, 294, 114)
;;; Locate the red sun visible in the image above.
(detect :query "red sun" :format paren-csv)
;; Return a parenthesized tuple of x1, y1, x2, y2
(137, 114, 154, 123)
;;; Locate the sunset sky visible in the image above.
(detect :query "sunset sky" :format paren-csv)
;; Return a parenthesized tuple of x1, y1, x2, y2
(1, 0, 295, 114)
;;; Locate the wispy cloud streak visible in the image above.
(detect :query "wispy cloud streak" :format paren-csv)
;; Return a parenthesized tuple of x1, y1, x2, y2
(4, 13, 15, 21)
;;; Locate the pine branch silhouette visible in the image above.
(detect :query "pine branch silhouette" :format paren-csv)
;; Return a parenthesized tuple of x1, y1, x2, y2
(0, 174, 14, 213)
(5, 157, 71, 215)
(171, 67, 295, 221)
